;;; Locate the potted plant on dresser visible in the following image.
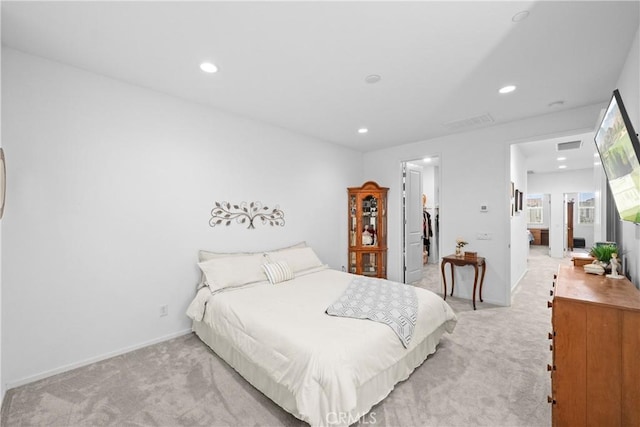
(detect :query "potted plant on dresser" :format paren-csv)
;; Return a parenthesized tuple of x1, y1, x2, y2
(584, 243, 618, 275)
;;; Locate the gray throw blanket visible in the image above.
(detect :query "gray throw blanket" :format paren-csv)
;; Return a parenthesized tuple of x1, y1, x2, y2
(326, 276, 418, 347)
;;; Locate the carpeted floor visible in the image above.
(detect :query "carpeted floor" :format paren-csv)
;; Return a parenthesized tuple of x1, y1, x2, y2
(1, 246, 567, 427)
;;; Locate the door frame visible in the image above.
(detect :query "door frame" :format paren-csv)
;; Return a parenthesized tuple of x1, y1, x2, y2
(401, 154, 441, 283)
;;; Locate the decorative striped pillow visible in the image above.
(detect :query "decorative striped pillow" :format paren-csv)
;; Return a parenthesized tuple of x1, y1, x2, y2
(262, 261, 295, 284)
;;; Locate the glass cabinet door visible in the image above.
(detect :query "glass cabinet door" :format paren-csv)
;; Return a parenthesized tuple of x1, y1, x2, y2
(378, 198, 386, 247)
(361, 252, 377, 276)
(350, 195, 357, 247)
(361, 195, 378, 247)
(349, 251, 357, 274)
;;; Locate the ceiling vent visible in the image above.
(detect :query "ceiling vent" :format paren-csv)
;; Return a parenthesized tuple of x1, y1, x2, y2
(557, 140, 582, 151)
(442, 113, 494, 131)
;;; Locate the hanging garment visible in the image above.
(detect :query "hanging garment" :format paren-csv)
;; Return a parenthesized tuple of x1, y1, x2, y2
(423, 210, 433, 253)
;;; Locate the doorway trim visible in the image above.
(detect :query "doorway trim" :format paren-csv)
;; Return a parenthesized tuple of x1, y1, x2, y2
(400, 153, 442, 284)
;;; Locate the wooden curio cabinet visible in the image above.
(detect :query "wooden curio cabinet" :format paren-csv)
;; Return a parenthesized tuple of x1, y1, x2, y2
(348, 181, 388, 278)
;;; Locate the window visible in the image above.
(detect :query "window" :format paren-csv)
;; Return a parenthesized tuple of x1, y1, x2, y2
(527, 194, 544, 224)
(578, 192, 595, 224)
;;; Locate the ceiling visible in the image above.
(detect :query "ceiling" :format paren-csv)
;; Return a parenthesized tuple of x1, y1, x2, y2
(518, 131, 600, 175)
(2, 1, 639, 168)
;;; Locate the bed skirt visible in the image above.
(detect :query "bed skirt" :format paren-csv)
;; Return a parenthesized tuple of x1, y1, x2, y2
(192, 319, 448, 426)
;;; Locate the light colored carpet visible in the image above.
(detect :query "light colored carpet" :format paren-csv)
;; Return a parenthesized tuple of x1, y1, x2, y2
(1, 246, 566, 426)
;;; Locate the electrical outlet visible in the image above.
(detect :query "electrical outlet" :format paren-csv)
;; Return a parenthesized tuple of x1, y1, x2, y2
(160, 305, 169, 317)
(477, 232, 492, 240)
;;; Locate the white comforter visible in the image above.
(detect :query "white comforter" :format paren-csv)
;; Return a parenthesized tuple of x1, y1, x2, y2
(187, 267, 457, 426)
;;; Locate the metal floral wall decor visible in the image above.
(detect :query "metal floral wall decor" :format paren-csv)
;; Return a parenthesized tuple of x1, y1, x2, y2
(210, 201, 285, 229)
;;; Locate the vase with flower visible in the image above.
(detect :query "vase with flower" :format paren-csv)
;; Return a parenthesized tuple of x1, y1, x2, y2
(455, 238, 468, 256)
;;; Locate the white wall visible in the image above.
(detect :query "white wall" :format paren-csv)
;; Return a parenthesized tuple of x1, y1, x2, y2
(528, 168, 596, 257)
(613, 27, 640, 287)
(0, 3, 4, 405)
(423, 165, 435, 209)
(594, 164, 607, 244)
(510, 144, 528, 291)
(363, 103, 603, 307)
(0, 49, 363, 388)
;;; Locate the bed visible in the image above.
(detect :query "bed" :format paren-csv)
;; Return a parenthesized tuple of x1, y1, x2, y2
(186, 245, 457, 427)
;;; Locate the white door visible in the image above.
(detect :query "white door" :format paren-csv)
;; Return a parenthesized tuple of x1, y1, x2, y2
(404, 162, 423, 283)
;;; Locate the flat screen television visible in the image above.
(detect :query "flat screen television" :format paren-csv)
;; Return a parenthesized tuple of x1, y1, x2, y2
(594, 89, 640, 223)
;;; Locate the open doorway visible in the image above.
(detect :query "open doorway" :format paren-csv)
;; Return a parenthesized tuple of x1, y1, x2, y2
(526, 193, 551, 253)
(401, 155, 440, 285)
(563, 192, 595, 254)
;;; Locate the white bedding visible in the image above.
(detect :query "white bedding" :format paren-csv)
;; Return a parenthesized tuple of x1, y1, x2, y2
(187, 267, 457, 426)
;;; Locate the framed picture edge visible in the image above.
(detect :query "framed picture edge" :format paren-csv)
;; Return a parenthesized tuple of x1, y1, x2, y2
(518, 190, 524, 213)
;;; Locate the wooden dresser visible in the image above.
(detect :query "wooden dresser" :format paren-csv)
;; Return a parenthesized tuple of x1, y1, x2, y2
(549, 265, 640, 426)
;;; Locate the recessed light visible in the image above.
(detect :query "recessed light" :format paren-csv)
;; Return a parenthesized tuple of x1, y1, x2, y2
(512, 11, 530, 22)
(499, 85, 516, 94)
(200, 62, 218, 73)
(559, 165, 567, 169)
(365, 74, 382, 84)
(594, 161, 601, 166)
(358, 128, 368, 134)
(423, 157, 432, 163)
(557, 157, 566, 161)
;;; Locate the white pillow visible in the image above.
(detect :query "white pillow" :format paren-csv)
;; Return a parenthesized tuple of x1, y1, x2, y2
(199, 250, 250, 263)
(198, 241, 307, 262)
(265, 246, 324, 273)
(261, 261, 295, 284)
(198, 253, 267, 292)
(196, 242, 307, 287)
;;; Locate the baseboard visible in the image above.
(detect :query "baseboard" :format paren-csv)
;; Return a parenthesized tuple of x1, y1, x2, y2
(475, 296, 510, 307)
(449, 291, 509, 307)
(5, 328, 192, 391)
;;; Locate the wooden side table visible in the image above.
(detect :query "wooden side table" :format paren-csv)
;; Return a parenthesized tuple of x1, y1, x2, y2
(441, 254, 486, 310)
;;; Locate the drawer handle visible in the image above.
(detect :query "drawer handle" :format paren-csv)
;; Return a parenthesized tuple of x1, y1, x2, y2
(547, 301, 553, 308)
(550, 344, 553, 351)
(547, 395, 556, 405)
(548, 332, 553, 340)
(547, 364, 556, 371)
(550, 290, 554, 296)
